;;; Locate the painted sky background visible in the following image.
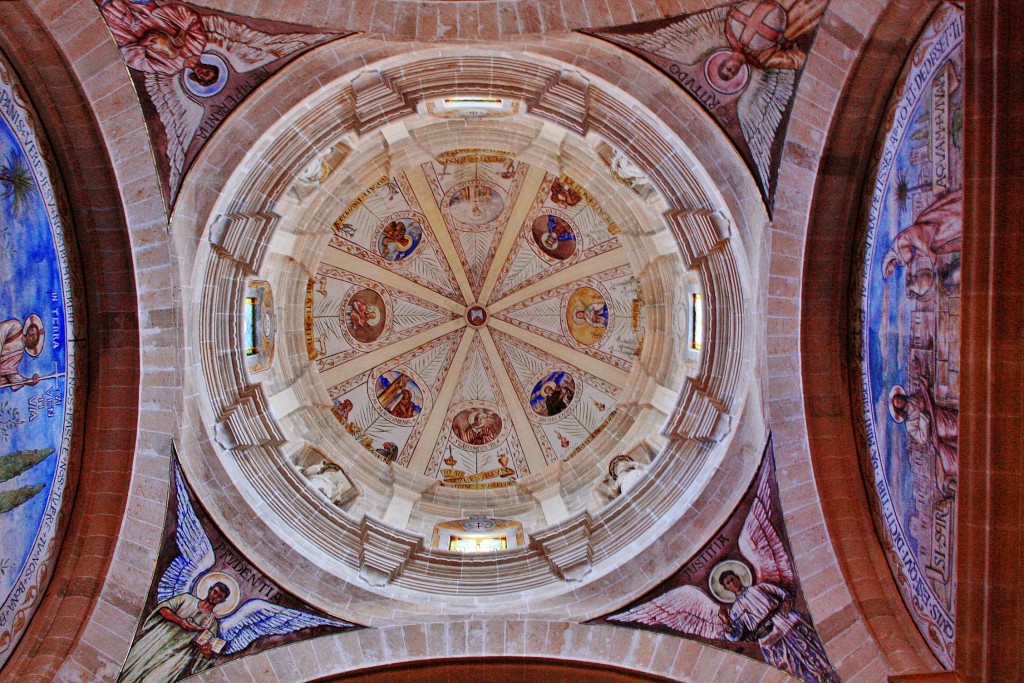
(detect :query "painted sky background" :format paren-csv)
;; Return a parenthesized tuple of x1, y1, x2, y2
(0, 96, 70, 602)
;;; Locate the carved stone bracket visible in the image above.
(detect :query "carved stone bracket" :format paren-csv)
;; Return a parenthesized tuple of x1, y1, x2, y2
(357, 516, 422, 587)
(531, 513, 595, 582)
(665, 209, 731, 269)
(350, 70, 415, 134)
(529, 69, 591, 135)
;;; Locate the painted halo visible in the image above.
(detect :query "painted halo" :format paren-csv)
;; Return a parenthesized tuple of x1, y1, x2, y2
(194, 572, 242, 616)
(372, 369, 426, 425)
(888, 385, 908, 423)
(703, 48, 750, 95)
(183, 52, 230, 98)
(531, 213, 577, 261)
(708, 560, 754, 604)
(343, 287, 389, 344)
(450, 404, 504, 449)
(529, 370, 576, 419)
(565, 286, 610, 347)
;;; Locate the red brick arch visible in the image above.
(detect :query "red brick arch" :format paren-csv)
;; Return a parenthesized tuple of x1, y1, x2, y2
(0, 4, 140, 682)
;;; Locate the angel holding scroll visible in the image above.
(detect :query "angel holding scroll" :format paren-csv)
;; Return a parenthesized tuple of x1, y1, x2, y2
(608, 461, 839, 683)
(117, 462, 353, 683)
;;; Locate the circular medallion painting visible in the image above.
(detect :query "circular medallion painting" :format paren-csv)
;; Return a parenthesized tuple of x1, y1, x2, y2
(451, 406, 503, 448)
(344, 288, 387, 343)
(530, 371, 576, 418)
(183, 52, 229, 98)
(531, 214, 577, 260)
(447, 181, 505, 227)
(374, 370, 424, 423)
(377, 216, 423, 261)
(565, 287, 609, 346)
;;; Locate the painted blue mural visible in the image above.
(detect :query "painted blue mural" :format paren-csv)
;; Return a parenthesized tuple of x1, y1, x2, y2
(0, 55, 76, 664)
(859, 4, 963, 667)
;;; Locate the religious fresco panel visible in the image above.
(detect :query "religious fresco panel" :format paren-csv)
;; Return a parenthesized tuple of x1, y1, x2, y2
(856, 4, 962, 667)
(116, 455, 359, 683)
(592, 437, 840, 683)
(94, 0, 350, 209)
(584, 0, 829, 210)
(0, 53, 79, 668)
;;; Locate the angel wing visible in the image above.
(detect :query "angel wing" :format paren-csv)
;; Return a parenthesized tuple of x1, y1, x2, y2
(157, 461, 216, 603)
(735, 66, 796, 193)
(607, 585, 728, 641)
(218, 599, 354, 655)
(591, 6, 729, 67)
(201, 15, 337, 74)
(143, 72, 205, 193)
(738, 460, 795, 587)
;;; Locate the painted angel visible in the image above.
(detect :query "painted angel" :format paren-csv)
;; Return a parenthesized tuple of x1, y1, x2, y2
(607, 463, 839, 683)
(117, 462, 353, 683)
(594, 0, 826, 192)
(140, 10, 335, 191)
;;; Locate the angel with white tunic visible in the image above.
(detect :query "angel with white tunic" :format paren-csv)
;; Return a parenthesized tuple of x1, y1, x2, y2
(118, 462, 353, 683)
(137, 10, 335, 192)
(607, 461, 839, 683)
(593, 0, 826, 193)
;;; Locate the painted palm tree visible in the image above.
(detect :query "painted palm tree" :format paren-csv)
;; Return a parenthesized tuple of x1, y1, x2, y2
(0, 150, 34, 217)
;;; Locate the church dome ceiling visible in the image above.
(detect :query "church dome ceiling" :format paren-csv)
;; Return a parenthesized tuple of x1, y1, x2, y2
(182, 47, 758, 617)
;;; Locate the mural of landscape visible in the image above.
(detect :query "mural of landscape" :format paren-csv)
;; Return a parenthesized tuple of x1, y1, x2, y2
(858, 4, 963, 667)
(117, 456, 358, 683)
(0, 54, 77, 667)
(95, 0, 349, 208)
(593, 438, 839, 683)
(585, 0, 829, 208)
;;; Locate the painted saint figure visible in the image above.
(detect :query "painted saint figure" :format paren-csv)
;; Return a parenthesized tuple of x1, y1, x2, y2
(390, 389, 416, 419)
(117, 583, 230, 683)
(882, 189, 962, 300)
(532, 214, 577, 260)
(0, 316, 44, 391)
(889, 381, 958, 497)
(718, 571, 838, 683)
(453, 409, 500, 446)
(608, 459, 839, 683)
(348, 300, 381, 331)
(116, 462, 353, 683)
(379, 219, 421, 261)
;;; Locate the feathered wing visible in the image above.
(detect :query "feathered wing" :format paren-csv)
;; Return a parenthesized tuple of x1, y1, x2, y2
(591, 6, 729, 67)
(736, 66, 795, 193)
(201, 15, 338, 73)
(606, 585, 728, 641)
(143, 72, 205, 193)
(157, 461, 216, 603)
(218, 599, 355, 655)
(738, 461, 795, 587)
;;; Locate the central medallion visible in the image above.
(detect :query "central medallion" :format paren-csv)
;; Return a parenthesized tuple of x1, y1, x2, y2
(466, 305, 488, 327)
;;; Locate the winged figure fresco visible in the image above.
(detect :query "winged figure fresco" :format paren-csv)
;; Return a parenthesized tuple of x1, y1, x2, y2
(117, 460, 356, 683)
(587, 0, 827, 204)
(604, 442, 839, 683)
(97, 0, 344, 206)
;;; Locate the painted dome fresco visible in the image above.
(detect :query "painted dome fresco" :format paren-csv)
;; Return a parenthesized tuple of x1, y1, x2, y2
(183, 50, 753, 611)
(307, 150, 648, 490)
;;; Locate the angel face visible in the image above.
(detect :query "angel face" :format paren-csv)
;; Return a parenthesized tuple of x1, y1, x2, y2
(718, 52, 746, 81)
(205, 583, 230, 606)
(720, 571, 744, 596)
(189, 62, 221, 87)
